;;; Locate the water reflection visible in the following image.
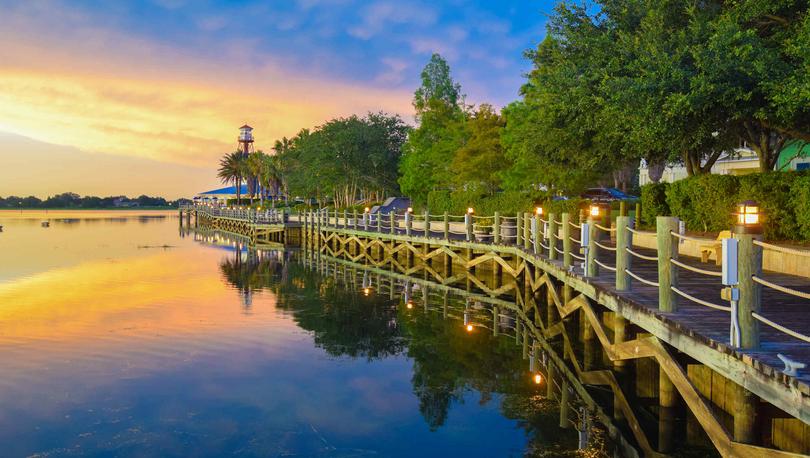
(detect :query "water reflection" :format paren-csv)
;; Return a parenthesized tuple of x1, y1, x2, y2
(208, 235, 609, 457)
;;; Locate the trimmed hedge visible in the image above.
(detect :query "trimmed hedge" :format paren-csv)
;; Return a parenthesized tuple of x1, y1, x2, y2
(640, 171, 810, 240)
(426, 190, 539, 216)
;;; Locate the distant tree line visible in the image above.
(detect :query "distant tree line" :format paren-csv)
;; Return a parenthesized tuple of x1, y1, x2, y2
(0, 192, 176, 208)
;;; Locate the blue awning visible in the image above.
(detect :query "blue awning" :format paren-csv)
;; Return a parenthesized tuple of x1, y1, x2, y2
(198, 184, 249, 195)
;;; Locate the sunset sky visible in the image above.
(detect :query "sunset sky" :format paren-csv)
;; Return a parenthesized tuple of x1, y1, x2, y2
(0, 0, 551, 199)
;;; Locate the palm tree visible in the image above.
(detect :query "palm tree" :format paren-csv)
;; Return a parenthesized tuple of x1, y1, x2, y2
(218, 151, 247, 203)
(247, 151, 269, 206)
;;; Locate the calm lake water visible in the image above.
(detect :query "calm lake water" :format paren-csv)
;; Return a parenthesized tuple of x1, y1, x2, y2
(0, 210, 590, 457)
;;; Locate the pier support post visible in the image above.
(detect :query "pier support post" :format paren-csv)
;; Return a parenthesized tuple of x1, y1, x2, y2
(587, 215, 598, 277)
(736, 232, 762, 349)
(560, 379, 571, 428)
(656, 217, 679, 312)
(616, 216, 632, 291)
(492, 306, 499, 336)
(465, 213, 473, 242)
(523, 213, 531, 251)
(494, 212, 501, 244)
(548, 213, 558, 261)
(562, 213, 572, 269)
(733, 383, 759, 444)
(443, 212, 449, 240)
(424, 210, 430, 238)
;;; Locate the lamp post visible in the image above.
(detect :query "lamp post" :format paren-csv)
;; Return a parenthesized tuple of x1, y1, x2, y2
(465, 207, 474, 242)
(732, 200, 763, 349)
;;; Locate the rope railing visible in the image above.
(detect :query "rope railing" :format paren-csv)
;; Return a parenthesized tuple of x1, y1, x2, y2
(593, 240, 616, 251)
(594, 223, 615, 232)
(752, 276, 810, 300)
(753, 240, 810, 257)
(670, 231, 714, 244)
(669, 258, 722, 277)
(752, 312, 810, 344)
(624, 269, 659, 287)
(626, 226, 654, 237)
(569, 221, 581, 229)
(671, 286, 731, 312)
(570, 252, 586, 261)
(625, 247, 658, 262)
(569, 236, 582, 245)
(594, 259, 616, 272)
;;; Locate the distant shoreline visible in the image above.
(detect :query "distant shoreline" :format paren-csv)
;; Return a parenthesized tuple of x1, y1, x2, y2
(0, 206, 176, 211)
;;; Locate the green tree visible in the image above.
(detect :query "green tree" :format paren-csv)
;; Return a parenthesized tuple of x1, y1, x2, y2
(217, 151, 247, 202)
(400, 54, 466, 206)
(450, 104, 508, 195)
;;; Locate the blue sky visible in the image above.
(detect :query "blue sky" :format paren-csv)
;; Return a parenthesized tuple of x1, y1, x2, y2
(0, 0, 556, 197)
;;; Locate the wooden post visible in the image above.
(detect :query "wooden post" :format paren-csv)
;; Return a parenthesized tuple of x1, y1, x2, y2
(559, 379, 570, 428)
(619, 200, 627, 217)
(424, 210, 431, 238)
(615, 216, 632, 290)
(656, 217, 679, 312)
(343, 210, 348, 229)
(353, 209, 358, 230)
(736, 233, 762, 349)
(732, 383, 759, 443)
(492, 306, 499, 336)
(465, 213, 473, 242)
(443, 212, 449, 240)
(548, 213, 558, 261)
(635, 202, 641, 226)
(405, 211, 412, 236)
(561, 213, 571, 268)
(494, 212, 501, 244)
(377, 211, 382, 232)
(516, 212, 523, 246)
(586, 216, 598, 277)
(534, 213, 541, 254)
(389, 211, 395, 235)
(523, 213, 531, 250)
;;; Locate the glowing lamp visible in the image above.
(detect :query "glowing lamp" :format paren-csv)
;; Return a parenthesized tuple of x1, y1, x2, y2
(589, 205, 600, 218)
(734, 200, 762, 234)
(406, 300, 413, 309)
(467, 207, 474, 214)
(466, 324, 474, 332)
(533, 373, 543, 385)
(535, 207, 543, 216)
(363, 287, 370, 296)
(364, 207, 370, 213)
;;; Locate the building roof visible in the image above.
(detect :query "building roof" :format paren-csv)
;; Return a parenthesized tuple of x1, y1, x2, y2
(198, 184, 249, 196)
(239, 124, 252, 130)
(777, 140, 810, 170)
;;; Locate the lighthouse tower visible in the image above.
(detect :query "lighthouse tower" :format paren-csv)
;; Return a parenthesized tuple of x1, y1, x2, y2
(238, 124, 254, 157)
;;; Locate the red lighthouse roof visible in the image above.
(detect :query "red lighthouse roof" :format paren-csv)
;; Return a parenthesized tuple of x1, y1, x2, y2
(240, 124, 252, 130)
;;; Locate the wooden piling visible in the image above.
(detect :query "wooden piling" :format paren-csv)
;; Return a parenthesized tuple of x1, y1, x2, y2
(736, 233, 763, 349)
(656, 216, 679, 312)
(615, 216, 631, 290)
(562, 213, 572, 268)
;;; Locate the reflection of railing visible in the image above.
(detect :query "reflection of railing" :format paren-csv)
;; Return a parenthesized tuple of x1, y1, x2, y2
(303, 251, 630, 457)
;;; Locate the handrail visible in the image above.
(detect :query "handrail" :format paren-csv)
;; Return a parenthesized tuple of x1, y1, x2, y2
(624, 269, 659, 287)
(671, 286, 731, 312)
(670, 258, 722, 277)
(594, 259, 616, 272)
(594, 223, 615, 232)
(752, 276, 810, 300)
(593, 240, 616, 251)
(625, 247, 658, 262)
(752, 312, 810, 344)
(626, 226, 654, 237)
(753, 240, 810, 257)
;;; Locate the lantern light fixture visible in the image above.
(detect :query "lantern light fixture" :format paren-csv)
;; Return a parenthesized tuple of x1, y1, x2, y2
(467, 207, 474, 214)
(535, 207, 543, 216)
(734, 200, 763, 234)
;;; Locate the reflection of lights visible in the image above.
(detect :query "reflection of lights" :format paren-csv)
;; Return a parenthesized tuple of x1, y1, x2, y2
(533, 373, 543, 384)
(363, 287, 370, 296)
(406, 300, 413, 309)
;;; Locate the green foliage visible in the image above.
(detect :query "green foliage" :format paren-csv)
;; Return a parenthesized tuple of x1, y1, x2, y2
(399, 54, 466, 206)
(791, 176, 810, 241)
(426, 190, 538, 216)
(450, 104, 509, 195)
(545, 199, 586, 218)
(640, 183, 670, 227)
(667, 175, 739, 233)
(737, 172, 800, 240)
(278, 112, 409, 207)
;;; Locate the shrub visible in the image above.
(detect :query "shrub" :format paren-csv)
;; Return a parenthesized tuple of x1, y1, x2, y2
(667, 174, 738, 232)
(640, 183, 670, 227)
(791, 175, 810, 241)
(738, 172, 799, 240)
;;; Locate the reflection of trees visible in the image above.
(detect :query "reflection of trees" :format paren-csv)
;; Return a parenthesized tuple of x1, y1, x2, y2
(216, 249, 601, 456)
